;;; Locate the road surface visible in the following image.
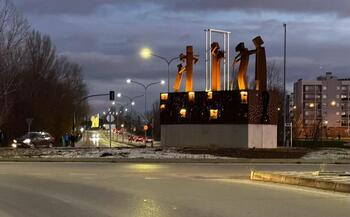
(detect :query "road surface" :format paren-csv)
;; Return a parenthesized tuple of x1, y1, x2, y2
(76, 130, 131, 148)
(0, 162, 349, 217)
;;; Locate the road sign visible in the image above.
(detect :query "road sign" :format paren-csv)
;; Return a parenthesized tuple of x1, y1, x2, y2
(106, 114, 115, 123)
(26, 118, 33, 125)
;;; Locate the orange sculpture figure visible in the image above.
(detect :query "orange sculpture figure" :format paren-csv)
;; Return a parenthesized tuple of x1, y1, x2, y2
(173, 64, 186, 92)
(175, 46, 198, 92)
(251, 36, 267, 91)
(211, 42, 225, 91)
(234, 42, 251, 90)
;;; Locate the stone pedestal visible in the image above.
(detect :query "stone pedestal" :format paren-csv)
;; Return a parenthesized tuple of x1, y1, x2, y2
(160, 90, 278, 148)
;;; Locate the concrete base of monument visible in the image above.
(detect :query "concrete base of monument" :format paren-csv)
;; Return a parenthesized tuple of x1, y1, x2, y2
(161, 124, 277, 148)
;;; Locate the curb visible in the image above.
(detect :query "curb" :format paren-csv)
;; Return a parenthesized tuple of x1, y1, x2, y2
(0, 157, 350, 164)
(250, 171, 350, 193)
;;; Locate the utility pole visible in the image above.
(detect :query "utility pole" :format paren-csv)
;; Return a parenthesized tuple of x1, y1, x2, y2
(283, 23, 287, 147)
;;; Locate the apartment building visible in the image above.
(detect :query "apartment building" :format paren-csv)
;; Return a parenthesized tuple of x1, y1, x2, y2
(293, 72, 350, 137)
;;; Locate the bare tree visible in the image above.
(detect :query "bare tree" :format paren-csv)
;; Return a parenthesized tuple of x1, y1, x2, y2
(0, 0, 30, 128)
(292, 111, 304, 139)
(267, 60, 282, 91)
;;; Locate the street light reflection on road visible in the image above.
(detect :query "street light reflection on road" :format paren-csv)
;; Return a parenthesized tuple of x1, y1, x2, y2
(127, 164, 163, 172)
(131, 198, 166, 217)
(90, 133, 100, 147)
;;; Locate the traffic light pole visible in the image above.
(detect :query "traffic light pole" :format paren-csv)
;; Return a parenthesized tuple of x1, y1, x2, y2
(72, 92, 114, 146)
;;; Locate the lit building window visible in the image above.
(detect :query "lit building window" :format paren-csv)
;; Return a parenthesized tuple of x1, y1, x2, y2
(323, 86, 327, 90)
(161, 93, 168, 101)
(337, 86, 340, 90)
(240, 91, 248, 104)
(210, 109, 218, 120)
(207, 91, 213, 100)
(179, 109, 186, 118)
(323, 95, 327, 99)
(160, 104, 166, 110)
(336, 112, 340, 115)
(188, 92, 195, 102)
(336, 95, 339, 98)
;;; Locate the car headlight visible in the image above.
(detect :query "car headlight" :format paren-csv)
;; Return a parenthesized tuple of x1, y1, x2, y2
(13, 139, 17, 143)
(11, 143, 17, 148)
(23, 138, 31, 144)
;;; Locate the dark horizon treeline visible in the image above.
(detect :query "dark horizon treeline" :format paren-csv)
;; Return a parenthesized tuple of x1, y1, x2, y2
(0, 0, 88, 144)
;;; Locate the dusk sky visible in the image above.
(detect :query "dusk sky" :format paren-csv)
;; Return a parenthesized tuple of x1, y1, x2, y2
(13, 0, 350, 113)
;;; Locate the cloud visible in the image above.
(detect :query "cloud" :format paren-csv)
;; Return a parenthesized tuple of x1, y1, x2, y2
(16, 0, 350, 17)
(13, 0, 350, 114)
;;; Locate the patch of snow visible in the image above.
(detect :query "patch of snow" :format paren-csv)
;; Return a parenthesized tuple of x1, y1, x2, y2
(0, 147, 233, 160)
(302, 148, 350, 160)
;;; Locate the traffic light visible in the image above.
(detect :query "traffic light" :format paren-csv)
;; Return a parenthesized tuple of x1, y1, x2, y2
(109, 91, 115, 101)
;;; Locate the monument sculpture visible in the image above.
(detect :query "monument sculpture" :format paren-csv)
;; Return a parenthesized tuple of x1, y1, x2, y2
(211, 42, 225, 91)
(251, 36, 267, 91)
(160, 31, 277, 149)
(233, 42, 251, 90)
(173, 46, 199, 92)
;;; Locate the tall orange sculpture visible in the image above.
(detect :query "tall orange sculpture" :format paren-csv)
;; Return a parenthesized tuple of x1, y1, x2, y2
(211, 42, 225, 91)
(234, 42, 251, 90)
(174, 46, 198, 92)
(173, 64, 186, 92)
(251, 36, 267, 91)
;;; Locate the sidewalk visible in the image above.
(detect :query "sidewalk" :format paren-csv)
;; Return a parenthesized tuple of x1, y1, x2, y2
(251, 170, 350, 193)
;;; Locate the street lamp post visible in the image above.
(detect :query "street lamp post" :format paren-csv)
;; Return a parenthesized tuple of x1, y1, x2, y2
(283, 23, 287, 147)
(126, 79, 165, 145)
(140, 47, 179, 92)
(109, 101, 128, 143)
(117, 93, 144, 131)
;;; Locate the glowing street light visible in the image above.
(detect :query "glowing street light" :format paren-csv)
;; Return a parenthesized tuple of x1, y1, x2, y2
(309, 103, 315, 108)
(140, 47, 152, 59)
(331, 100, 336, 106)
(139, 47, 179, 92)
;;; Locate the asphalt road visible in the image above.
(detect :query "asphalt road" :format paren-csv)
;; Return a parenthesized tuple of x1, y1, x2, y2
(0, 163, 349, 217)
(76, 130, 131, 148)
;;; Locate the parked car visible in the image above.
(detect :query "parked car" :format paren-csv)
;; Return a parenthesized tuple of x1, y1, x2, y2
(12, 132, 55, 148)
(135, 136, 144, 143)
(128, 135, 135, 142)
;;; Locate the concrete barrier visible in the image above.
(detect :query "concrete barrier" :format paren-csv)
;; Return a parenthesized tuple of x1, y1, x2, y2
(250, 171, 350, 193)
